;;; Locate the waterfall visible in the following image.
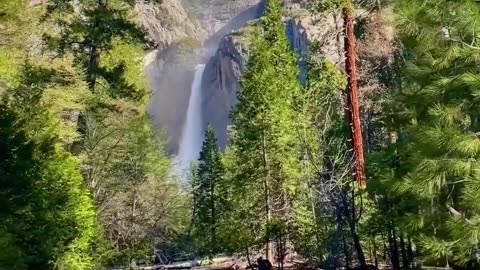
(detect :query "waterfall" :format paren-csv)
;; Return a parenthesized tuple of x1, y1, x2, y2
(174, 64, 206, 181)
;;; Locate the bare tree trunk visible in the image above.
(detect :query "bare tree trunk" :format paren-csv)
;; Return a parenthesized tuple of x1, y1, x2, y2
(388, 223, 400, 270)
(381, 233, 388, 265)
(351, 228, 366, 269)
(245, 246, 253, 270)
(87, 44, 100, 91)
(400, 234, 408, 268)
(341, 190, 367, 269)
(407, 237, 414, 268)
(343, 0, 366, 188)
(341, 191, 367, 269)
(372, 237, 378, 268)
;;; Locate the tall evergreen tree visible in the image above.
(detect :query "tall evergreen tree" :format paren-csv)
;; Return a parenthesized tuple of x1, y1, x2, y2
(0, 75, 99, 270)
(1, 0, 187, 267)
(291, 44, 349, 266)
(0, 2, 100, 268)
(44, 0, 146, 97)
(192, 125, 225, 257)
(228, 0, 301, 260)
(391, 0, 480, 267)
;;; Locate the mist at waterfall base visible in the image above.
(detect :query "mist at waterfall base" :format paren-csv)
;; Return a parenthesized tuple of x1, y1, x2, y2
(174, 64, 206, 182)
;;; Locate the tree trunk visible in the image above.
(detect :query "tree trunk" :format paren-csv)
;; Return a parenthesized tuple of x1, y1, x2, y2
(87, 0, 107, 91)
(382, 236, 388, 265)
(381, 232, 388, 265)
(351, 228, 366, 269)
(327, 210, 343, 270)
(343, 0, 366, 189)
(341, 191, 367, 269)
(400, 234, 408, 268)
(87, 44, 100, 91)
(372, 237, 378, 268)
(261, 125, 272, 260)
(245, 247, 253, 270)
(407, 237, 414, 268)
(388, 224, 400, 270)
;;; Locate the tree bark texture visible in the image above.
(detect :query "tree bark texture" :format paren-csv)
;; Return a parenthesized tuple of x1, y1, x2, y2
(343, 1, 366, 189)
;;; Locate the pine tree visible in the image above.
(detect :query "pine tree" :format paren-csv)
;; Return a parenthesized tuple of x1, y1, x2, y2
(0, 77, 99, 270)
(228, 0, 301, 260)
(393, 0, 480, 266)
(291, 44, 348, 265)
(0, 2, 100, 268)
(1, 0, 186, 267)
(192, 125, 226, 257)
(44, 0, 146, 97)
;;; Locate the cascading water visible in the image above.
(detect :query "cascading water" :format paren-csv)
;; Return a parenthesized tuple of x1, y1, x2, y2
(175, 64, 206, 181)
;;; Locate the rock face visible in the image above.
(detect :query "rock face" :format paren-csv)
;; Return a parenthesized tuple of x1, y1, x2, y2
(139, 0, 208, 153)
(143, 0, 341, 153)
(145, 43, 205, 153)
(202, 32, 250, 147)
(204, 1, 265, 51)
(135, 0, 207, 50)
(201, 11, 339, 148)
(182, 0, 262, 36)
(143, 0, 264, 153)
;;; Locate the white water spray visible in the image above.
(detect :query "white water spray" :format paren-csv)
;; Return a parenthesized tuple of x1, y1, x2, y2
(175, 64, 206, 181)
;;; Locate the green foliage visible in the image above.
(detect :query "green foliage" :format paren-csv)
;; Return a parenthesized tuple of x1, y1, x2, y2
(0, 229, 26, 270)
(392, 0, 480, 266)
(291, 44, 348, 262)
(226, 0, 302, 254)
(98, 37, 148, 101)
(0, 2, 103, 268)
(40, 0, 190, 265)
(0, 0, 189, 268)
(0, 91, 99, 270)
(9, 0, 480, 268)
(44, 0, 147, 100)
(191, 125, 227, 257)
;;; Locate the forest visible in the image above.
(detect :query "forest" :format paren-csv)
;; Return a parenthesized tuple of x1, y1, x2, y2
(1, 0, 480, 269)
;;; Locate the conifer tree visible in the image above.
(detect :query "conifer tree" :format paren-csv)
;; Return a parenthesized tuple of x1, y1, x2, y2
(0, 76, 99, 270)
(0, 2, 100, 268)
(1, 0, 186, 266)
(393, 0, 480, 266)
(292, 44, 348, 265)
(192, 125, 226, 257)
(44, 0, 146, 96)
(228, 0, 301, 260)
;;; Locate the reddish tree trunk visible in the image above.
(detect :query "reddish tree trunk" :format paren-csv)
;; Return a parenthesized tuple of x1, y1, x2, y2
(343, 2, 366, 189)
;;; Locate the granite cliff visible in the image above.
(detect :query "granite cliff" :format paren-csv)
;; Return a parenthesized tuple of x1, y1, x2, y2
(201, 5, 344, 148)
(143, 0, 342, 152)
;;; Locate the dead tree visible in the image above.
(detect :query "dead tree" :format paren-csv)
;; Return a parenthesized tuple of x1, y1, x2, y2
(343, 0, 366, 189)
